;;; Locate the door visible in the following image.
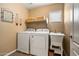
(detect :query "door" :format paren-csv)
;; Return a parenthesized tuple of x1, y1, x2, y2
(30, 34, 46, 56)
(73, 4, 79, 44)
(64, 3, 79, 56)
(72, 3, 79, 56)
(64, 3, 74, 56)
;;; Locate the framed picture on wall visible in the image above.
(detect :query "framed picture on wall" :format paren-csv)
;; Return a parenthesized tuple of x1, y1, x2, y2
(15, 13, 19, 26)
(1, 8, 13, 23)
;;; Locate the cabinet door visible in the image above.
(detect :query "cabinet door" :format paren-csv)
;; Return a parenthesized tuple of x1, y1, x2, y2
(17, 33, 29, 54)
(30, 35, 46, 56)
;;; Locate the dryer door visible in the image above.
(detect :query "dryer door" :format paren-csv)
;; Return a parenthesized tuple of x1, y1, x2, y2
(30, 34, 47, 56)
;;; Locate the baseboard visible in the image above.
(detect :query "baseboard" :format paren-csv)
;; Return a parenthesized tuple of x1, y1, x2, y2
(4, 49, 16, 56)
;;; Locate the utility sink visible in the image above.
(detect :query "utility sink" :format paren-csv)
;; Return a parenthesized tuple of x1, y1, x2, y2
(49, 32, 64, 43)
(49, 32, 65, 55)
(49, 32, 64, 36)
(49, 32, 65, 44)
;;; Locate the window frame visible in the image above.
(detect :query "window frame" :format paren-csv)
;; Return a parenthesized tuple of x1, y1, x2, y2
(48, 10, 62, 22)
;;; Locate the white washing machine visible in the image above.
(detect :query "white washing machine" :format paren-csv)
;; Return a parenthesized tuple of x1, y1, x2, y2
(17, 29, 49, 56)
(17, 29, 35, 54)
(30, 29, 49, 56)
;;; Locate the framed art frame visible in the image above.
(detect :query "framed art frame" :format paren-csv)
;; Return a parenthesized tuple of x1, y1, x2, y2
(1, 9, 13, 23)
(15, 13, 19, 26)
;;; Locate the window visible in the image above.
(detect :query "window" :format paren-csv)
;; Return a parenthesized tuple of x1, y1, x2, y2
(49, 10, 62, 22)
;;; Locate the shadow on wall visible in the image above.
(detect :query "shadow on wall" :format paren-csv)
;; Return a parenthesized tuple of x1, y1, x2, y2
(63, 35, 70, 56)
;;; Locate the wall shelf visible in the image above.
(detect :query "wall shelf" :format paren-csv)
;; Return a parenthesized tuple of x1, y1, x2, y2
(26, 16, 47, 23)
(26, 19, 46, 23)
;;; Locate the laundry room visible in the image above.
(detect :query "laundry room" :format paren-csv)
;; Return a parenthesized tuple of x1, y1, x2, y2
(0, 3, 79, 56)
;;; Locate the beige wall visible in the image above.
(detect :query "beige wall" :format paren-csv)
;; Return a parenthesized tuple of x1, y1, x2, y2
(64, 4, 72, 55)
(0, 3, 65, 56)
(0, 3, 28, 55)
(29, 3, 64, 32)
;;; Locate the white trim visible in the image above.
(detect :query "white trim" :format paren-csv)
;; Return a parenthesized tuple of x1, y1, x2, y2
(73, 42, 79, 48)
(4, 49, 16, 56)
(73, 50, 79, 56)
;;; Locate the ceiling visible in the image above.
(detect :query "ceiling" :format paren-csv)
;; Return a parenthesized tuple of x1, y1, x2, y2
(23, 3, 52, 9)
